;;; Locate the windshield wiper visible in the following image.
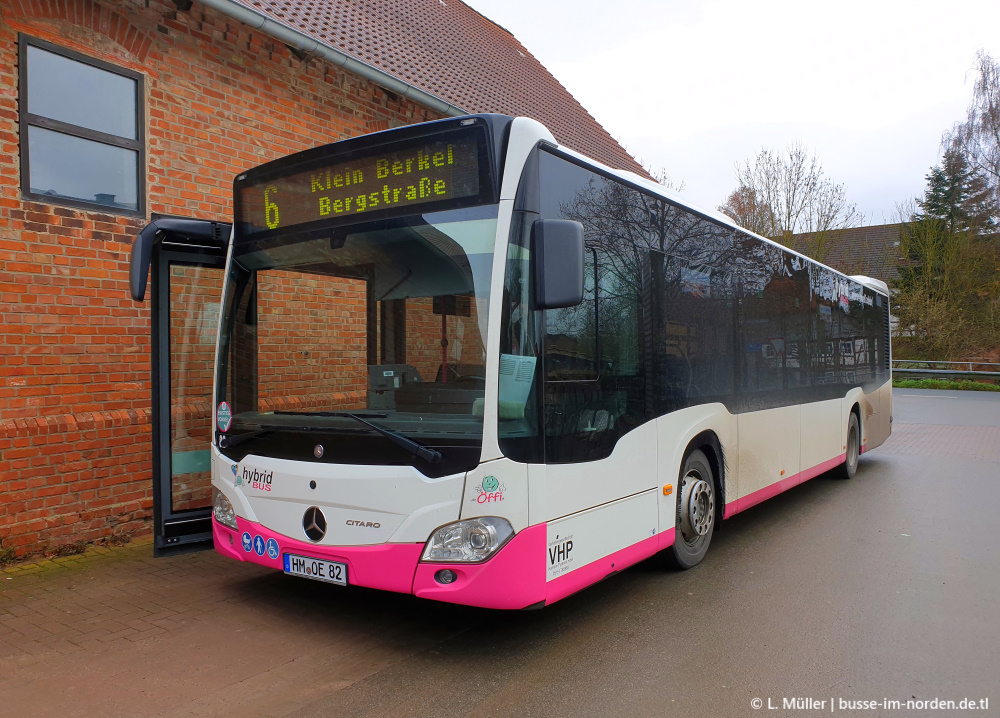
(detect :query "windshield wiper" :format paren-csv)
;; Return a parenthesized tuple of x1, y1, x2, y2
(340, 412, 443, 464)
(273, 411, 442, 464)
(217, 423, 329, 449)
(219, 413, 443, 464)
(273, 411, 388, 419)
(218, 428, 272, 449)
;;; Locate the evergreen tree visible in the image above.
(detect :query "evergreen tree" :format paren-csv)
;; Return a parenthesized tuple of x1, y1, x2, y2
(894, 151, 1000, 360)
(916, 149, 993, 233)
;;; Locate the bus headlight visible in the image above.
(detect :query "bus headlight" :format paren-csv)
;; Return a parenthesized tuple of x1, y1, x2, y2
(422, 517, 514, 563)
(213, 488, 238, 530)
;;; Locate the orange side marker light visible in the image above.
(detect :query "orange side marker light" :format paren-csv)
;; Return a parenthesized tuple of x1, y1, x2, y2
(663, 484, 673, 496)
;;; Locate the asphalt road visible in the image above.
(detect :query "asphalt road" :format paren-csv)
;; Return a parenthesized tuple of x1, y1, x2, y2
(286, 389, 1000, 717)
(2, 389, 998, 717)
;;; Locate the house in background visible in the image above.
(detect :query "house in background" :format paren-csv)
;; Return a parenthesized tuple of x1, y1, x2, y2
(0, 0, 643, 559)
(785, 223, 904, 283)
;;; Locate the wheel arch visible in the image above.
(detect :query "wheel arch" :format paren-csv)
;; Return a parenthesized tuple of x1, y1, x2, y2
(682, 430, 727, 532)
(850, 401, 862, 449)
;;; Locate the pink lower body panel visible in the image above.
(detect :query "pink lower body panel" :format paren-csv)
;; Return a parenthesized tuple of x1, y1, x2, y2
(213, 517, 423, 595)
(412, 523, 548, 609)
(723, 453, 847, 519)
(545, 529, 675, 606)
(414, 526, 676, 608)
(215, 517, 676, 610)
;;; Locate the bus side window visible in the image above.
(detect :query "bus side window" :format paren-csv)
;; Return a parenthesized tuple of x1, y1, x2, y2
(537, 150, 648, 463)
(497, 210, 544, 463)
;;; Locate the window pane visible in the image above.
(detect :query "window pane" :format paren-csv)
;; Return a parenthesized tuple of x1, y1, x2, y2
(28, 126, 138, 210)
(27, 45, 137, 139)
(538, 151, 650, 463)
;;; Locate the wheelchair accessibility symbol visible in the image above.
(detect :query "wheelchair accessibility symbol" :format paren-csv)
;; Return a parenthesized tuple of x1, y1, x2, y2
(265, 538, 279, 560)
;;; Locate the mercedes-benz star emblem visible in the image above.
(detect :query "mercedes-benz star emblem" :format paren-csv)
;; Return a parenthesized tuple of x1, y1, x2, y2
(303, 506, 327, 542)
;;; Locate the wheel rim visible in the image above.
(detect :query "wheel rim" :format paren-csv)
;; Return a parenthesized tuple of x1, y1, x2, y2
(847, 421, 859, 473)
(680, 470, 714, 544)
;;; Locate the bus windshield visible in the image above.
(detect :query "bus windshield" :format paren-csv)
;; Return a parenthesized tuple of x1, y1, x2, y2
(215, 205, 498, 477)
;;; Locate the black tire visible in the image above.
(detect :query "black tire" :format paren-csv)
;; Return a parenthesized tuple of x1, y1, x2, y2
(839, 412, 860, 480)
(667, 449, 716, 570)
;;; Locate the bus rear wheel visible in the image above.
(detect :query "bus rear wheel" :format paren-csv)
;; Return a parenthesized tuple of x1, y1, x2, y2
(668, 449, 716, 570)
(839, 412, 860, 480)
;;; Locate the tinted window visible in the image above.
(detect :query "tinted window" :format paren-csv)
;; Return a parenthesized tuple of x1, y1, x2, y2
(498, 148, 889, 465)
(655, 208, 737, 414)
(538, 151, 649, 462)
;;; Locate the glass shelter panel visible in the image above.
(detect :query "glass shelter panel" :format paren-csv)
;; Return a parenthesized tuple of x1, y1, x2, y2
(169, 264, 224, 512)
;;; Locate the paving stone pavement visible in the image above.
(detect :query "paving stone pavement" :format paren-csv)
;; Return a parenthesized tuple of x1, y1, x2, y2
(0, 537, 467, 717)
(2, 390, 996, 716)
(1, 539, 252, 657)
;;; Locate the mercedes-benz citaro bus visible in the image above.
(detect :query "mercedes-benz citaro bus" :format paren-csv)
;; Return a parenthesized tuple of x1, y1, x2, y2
(210, 114, 891, 609)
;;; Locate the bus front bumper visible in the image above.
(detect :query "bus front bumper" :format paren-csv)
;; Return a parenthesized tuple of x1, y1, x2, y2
(213, 516, 546, 609)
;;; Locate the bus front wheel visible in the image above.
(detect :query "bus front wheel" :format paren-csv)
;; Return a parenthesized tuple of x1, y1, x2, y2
(668, 449, 716, 569)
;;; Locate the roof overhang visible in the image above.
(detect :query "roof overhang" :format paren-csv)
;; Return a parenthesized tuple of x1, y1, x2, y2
(197, 0, 468, 117)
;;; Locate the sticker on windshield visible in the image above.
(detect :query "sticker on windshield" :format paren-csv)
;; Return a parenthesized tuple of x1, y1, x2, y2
(217, 401, 232, 432)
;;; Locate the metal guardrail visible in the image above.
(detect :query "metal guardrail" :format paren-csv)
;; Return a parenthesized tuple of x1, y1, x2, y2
(892, 360, 1000, 383)
(893, 360, 1000, 371)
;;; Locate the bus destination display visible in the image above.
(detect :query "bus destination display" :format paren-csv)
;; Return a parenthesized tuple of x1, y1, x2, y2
(238, 134, 481, 234)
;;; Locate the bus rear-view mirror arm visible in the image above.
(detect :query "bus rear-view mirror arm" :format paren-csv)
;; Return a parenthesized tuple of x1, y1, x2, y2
(531, 219, 585, 310)
(129, 218, 231, 301)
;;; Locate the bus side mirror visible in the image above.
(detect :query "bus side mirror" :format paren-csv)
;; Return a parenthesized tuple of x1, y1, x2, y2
(129, 218, 231, 301)
(531, 219, 585, 309)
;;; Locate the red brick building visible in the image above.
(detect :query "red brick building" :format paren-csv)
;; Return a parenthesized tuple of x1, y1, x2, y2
(0, 0, 644, 560)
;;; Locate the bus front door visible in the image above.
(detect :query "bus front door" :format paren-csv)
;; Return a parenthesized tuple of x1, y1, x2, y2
(129, 217, 230, 555)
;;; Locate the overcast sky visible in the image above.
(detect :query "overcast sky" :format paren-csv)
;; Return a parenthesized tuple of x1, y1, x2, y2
(463, 0, 1000, 225)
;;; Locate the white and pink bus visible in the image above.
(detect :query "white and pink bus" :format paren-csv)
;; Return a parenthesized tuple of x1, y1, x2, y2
(210, 115, 891, 608)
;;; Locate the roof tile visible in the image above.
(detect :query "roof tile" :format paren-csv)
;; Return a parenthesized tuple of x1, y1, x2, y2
(232, 0, 647, 174)
(789, 223, 904, 282)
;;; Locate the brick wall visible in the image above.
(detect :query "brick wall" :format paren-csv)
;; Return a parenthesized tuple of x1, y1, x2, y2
(406, 297, 486, 382)
(257, 271, 368, 408)
(0, 0, 444, 559)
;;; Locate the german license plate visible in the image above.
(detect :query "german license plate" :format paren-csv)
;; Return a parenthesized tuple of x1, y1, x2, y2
(283, 554, 347, 586)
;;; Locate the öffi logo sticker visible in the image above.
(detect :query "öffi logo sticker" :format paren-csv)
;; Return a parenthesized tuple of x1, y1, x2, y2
(217, 401, 232, 432)
(472, 475, 504, 504)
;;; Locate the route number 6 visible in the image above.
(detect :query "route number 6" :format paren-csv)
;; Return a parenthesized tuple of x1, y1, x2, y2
(265, 186, 279, 230)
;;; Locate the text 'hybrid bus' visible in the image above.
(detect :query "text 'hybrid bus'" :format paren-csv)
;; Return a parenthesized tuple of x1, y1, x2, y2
(204, 114, 891, 609)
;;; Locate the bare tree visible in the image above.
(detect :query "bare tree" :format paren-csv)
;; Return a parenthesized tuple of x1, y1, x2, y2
(644, 165, 685, 193)
(945, 50, 1000, 226)
(718, 142, 863, 261)
(715, 185, 770, 237)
